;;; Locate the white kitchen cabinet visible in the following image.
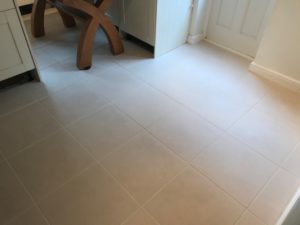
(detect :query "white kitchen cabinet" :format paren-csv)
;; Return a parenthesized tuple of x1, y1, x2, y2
(0, 0, 37, 81)
(120, 0, 156, 46)
(110, 0, 193, 57)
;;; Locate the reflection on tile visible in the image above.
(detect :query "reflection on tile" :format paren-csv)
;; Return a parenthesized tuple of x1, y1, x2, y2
(193, 134, 276, 206)
(249, 169, 300, 225)
(148, 107, 221, 161)
(0, 103, 61, 158)
(39, 164, 138, 225)
(103, 131, 185, 204)
(145, 168, 244, 225)
(0, 162, 33, 225)
(68, 105, 141, 161)
(39, 62, 87, 94)
(9, 130, 94, 201)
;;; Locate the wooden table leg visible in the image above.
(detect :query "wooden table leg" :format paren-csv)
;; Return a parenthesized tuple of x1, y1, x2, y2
(57, 9, 76, 28)
(32, 0, 124, 70)
(99, 14, 124, 55)
(31, 0, 47, 37)
(77, 18, 99, 70)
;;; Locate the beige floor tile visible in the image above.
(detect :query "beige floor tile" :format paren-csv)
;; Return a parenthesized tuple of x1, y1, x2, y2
(41, 83, 108, 125)
(103, 131, 186, 204)
(0, 162, 33, 225)
(255, 85, 300, 128)
(39, 164, 138, 225)
(123, 209, 158, 225)
(193, 134, 277, 206)
(9, 130, 94, 201)
(9, 207, 48, 225)
(0, 152, 4, 163)
(68, 105, 142, 161)
(113, 84, 179, 127)
(181, 80, 261, 130)
(145, 168, 244, 225)
(148, 106, 221, 161)
(282, 143, 300, 179)
(249, 169, 300, 225)
(0, 82, 48, 117)
(236, 211, 266, 225)
(229, 109, 300, 164)
(0, 103, 61, 158)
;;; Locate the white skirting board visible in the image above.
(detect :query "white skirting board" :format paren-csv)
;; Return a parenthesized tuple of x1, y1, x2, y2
(249, 62, 300, 93)
(204, 39, 254, 61)
(187, 33, 205, 44)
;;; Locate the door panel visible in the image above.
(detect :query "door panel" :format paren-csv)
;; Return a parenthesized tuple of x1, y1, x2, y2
(217, 0, 239, 28)
(207, 0, 275, 57)
(0, 9, 34, 81)
(120, 0, 156, 46)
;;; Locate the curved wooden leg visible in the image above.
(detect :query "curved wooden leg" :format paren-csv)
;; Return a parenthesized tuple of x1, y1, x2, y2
(99, 15, 124, 55)
(77, 18, 99, 70)
(57, 9, 76, 28)
(31, 0, 46, 37)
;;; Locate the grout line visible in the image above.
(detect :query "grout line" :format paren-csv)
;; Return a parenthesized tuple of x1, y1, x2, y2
(246, 167, 280, 211)
(232, 209, 248, 225)
(3, 103, 64, 160)
(49, 103, 190, 225)
(233, 210, 268, 225)
(5, 127, 62, 161)
(0, 96, 49, 120)
(188, 162, 249, 208)
(119, 166, 189, 225)
(226, 130, 300, 178)
(2, 158, 52, 225)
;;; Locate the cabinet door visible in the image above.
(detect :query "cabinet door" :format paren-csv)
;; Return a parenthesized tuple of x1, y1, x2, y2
(106, 0, 122, 26)
(0, 9, 34, 81)
(155, 0, 193, 57)
(120, 0, 156, 46)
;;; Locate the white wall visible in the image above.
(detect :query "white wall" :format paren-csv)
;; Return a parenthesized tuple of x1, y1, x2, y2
(188, 0, 210, 44)
(251, 0, 300, 84)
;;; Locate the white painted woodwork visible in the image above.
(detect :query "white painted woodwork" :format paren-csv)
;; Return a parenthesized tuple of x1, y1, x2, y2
(120, 0, 156, 46)
(108, 0, 193, 57)
(0, 1, 35, 81)
(206, 0, 275, 57)
(155, 0, 193, 56)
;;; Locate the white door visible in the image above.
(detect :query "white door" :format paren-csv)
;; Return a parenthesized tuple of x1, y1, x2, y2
(206, 0, 275, 57)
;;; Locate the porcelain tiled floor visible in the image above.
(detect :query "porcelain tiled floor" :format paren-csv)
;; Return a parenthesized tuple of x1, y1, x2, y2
(0, 13, 300, 225)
